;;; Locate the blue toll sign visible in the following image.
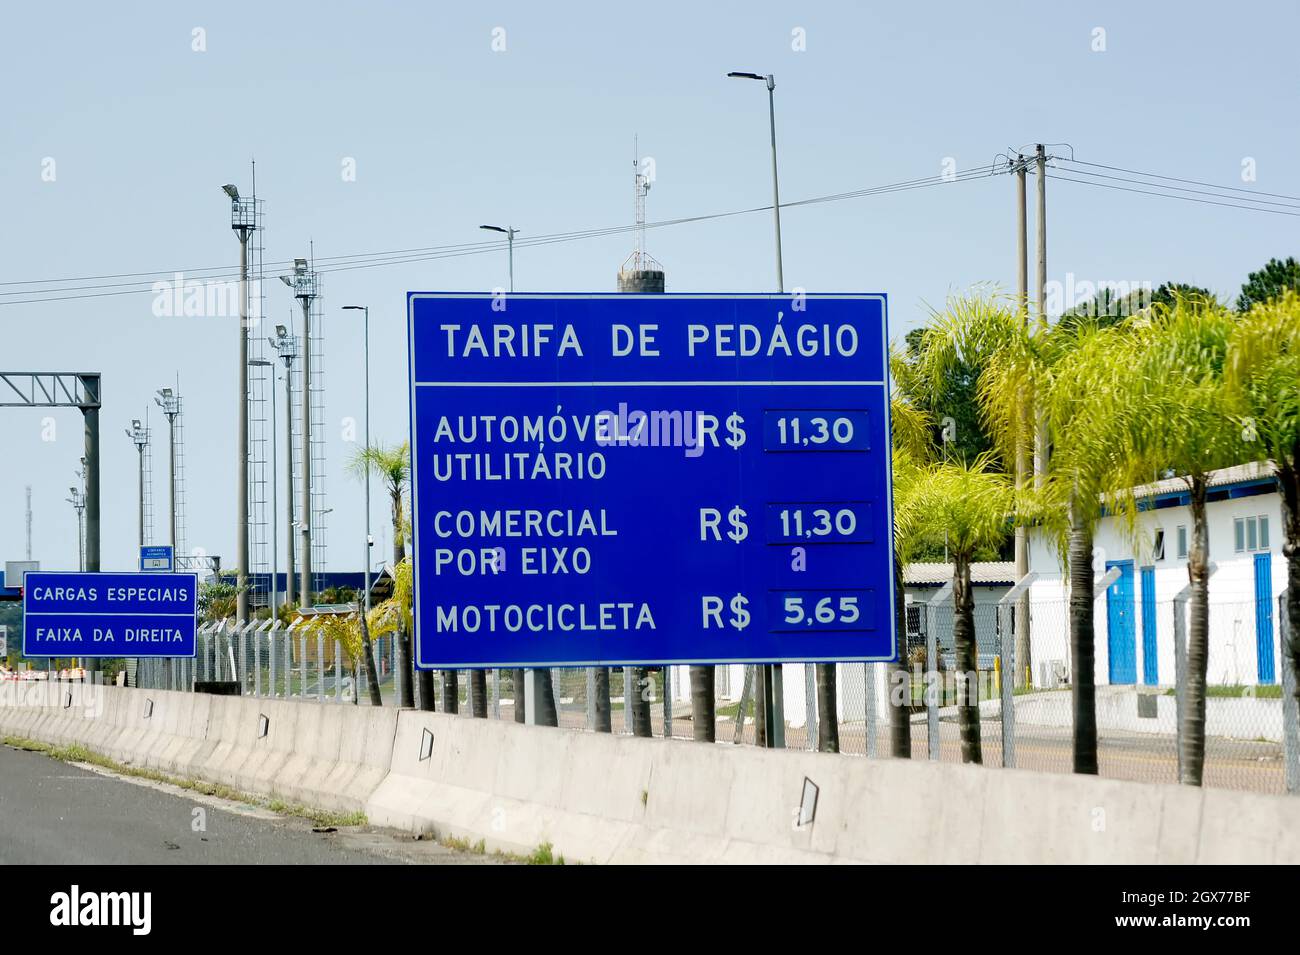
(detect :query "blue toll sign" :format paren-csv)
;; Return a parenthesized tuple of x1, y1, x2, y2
(407, 292, 895, 669)
(22, 571, 198, 658)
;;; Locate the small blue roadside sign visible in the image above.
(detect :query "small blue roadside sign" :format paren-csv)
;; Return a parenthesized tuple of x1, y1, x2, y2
(139, 544, 175, 572)
(407, 292, 896, 670)
(22, 571, 198, 658)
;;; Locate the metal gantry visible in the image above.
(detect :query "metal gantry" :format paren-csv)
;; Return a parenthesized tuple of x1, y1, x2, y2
(1, 373, 101, 575)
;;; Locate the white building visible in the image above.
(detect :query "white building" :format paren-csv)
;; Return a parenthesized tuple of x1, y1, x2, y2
(1026, 461, 1287, 690)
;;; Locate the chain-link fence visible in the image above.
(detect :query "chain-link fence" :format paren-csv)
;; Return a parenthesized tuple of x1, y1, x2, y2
(133, 591, 1298, 795)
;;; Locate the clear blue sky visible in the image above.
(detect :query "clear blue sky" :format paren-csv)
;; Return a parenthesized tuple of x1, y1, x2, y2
(3, 1, 1297, 574)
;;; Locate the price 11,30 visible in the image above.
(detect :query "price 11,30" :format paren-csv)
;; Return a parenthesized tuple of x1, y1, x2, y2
(765, 502, 872, 543)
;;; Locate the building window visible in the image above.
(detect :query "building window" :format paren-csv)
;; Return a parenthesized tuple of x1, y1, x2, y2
(1176, 525, 1188, 558)
(1152, 528, 1165, 561)
(1234, 515, 1271, 554)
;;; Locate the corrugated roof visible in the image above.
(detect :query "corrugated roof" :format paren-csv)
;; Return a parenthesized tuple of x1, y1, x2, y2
(1115, 460, 1276, 502)
(903, 561, 1017, 586)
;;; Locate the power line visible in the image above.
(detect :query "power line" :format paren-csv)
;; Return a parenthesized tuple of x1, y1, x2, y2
(1046, 173, 1300, 218)
(0, 165, 1003, 306)
(1053, 163, 1300, 210)
(1059, 158, 1300, 203)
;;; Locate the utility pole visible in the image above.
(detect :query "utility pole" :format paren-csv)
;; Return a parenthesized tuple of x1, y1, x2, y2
(224, 183, 255, 623)
(1014, 155, 1032, 689)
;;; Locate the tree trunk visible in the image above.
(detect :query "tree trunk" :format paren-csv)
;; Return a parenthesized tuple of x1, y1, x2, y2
(358, 609, 383, 706)
(1279, 459, 1300, 734)
(1068, 497, 1098, 774)
(397, 628, 415, 708)
(815, 664, 839, 753)
(534, 670, 558, 727)
(630, 667, 653, 738)
(890, 557, 912, 757)
(469, 670, 488, 718)
(442, 670, 459, 713)
(753, 666, 767, 747)
(418, 669, 435, 711)
(1181, 475, 1210, 786)
(953, 554, 982, 764)
(689, 666, 715, 742)
(592, 667, 612, 733)
(512, 668, 526, 723)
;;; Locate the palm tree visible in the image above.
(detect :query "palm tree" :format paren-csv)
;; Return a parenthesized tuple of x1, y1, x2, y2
(630, 668, 653, 737)
(1115, 296, 1246, 785)
(689, 666, 713, 742)
(1033, 320, 1141, 774)
(469, 670, 488, 718)
(887, 360, 936, 758)
(911, 456, 1015, 764)
(914, 293, 1044, 689)
(594, 667, 613, 734)
(1225, 290, 1300, 734)
(349, 442, 420, 709)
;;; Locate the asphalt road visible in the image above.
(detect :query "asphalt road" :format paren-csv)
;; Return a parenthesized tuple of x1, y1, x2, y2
(0, 745, 495, 865)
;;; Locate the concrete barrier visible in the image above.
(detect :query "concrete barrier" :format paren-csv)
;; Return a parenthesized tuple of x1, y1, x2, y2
(4, 684, 1299, 864)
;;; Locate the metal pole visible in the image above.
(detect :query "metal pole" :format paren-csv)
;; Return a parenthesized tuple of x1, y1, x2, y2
(760, 80, 785, 737)
(1014, 155, 1030, 690)
(363, 306, 372, 617)
(236, 232, 250, 623)
(83, 402, 100, 573)
(268, 367, 278, 617)
(507, 231, 515, 293)
(299, 295, 313, 605)
(766, 77, 784, 293)
(166, 413, 177, 552)
(136, 445, 145, 547)
(284, 357, 296, 607)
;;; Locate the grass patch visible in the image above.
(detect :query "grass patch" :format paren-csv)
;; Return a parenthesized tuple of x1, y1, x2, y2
(1162, 684, 1283, 699)
(3, 734, 366, 829)
(525, 841, 565, 865)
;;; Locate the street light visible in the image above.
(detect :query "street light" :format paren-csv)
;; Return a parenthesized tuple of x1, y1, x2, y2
(66, 486, 86, 572)
(727, 70, 784, 293)
(269, 324, 298, 607)
(342, 305, 373, 617)
(225, 181, 256, 623)
(479, 224, 519, 292)
(125, 418, 149, 548)
(154, 387, 182, 555)
(281, 259, 318, 605)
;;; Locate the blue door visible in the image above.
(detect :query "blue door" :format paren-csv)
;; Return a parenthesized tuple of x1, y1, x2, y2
(1140, 566, 1158, 685)
(1106, 560, 1137, 684)
(1255, 552, 1276, 684)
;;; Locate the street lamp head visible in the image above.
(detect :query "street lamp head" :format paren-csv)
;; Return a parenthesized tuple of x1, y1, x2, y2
(342, 305, 365, 312)
(727, 70, 774, 90)
(222, 183, 240, 200)
(293, 258, 308, 274)
(275, 324, 287, 338)
(278, 275, 293, 288)
(480, 224, 507, 235)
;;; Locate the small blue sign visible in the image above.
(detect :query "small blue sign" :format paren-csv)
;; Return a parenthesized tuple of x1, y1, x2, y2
(407, 292, 896, 669)
(139, 544, 175, 572)
(22, 571, 198, 658)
